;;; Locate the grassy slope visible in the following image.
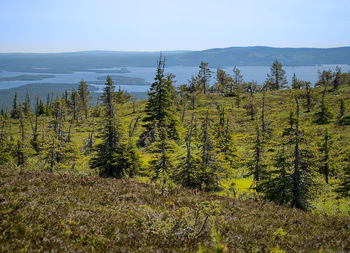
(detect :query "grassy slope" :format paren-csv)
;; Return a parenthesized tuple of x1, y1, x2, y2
(1, 166, 350, 252)
(2, 85, 350, 214)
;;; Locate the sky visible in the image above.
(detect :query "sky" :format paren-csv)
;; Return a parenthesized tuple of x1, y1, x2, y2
(0, 0, 349, 53)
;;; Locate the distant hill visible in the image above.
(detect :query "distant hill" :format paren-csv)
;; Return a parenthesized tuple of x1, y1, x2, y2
(166, 46, 350, 66)
(0, 46, 349, 72)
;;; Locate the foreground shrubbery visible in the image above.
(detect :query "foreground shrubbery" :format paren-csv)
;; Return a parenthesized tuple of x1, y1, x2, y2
(1, 166, 349, 252)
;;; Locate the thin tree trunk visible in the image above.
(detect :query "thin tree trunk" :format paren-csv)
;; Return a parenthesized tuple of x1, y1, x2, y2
(261, 92, 266, 134)
(292, 97, 301, 209)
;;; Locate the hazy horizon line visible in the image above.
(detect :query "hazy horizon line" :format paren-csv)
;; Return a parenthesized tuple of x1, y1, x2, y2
(1, 45, 350, 54)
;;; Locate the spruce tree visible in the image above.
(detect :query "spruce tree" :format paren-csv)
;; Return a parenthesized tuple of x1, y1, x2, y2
(256, 144, 293, 205)
(114, 86, 131, 104)
(249, 126, 266, 182)
(316, 70, 333, 87)
(292, 73, 300, 89)
(0, 116, 14, 165)
(149, 123, 177, 195)
(188, 75, 200, 109)
(90, 76, 121, 177)
(199, 111, 222, 191)
(198, 61, 211, 94)
(214, 68, 232, 95)
(332, 67, 342, 90)
(291, 97, 316, 210)
(232, 66, 243, 94)
(10, 92, 19, 119)
(29, 96, 40, 153)
(258, 97, 316, 210)
(176, 114, 202, 188)
(314, 87, 333, 124)
(78, 80, 90, 120)
(215, 109, 238, 168)
(319, 128, 331, 184)
(336, 162, 350, 198)
(45, 93, 52, 116)
(70, 88, 79, 121)
(244, 95, 256, 120)
(90, 76, 140, 178)
(339, 98, 345, 119)
(23, 91, 31, 116)
(305, 81, 312, 113)
(139, 55, 180, 147)
(265, 60, 287, 90)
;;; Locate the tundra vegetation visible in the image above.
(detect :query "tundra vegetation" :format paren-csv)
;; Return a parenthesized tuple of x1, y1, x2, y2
(1, 57, 350, 252)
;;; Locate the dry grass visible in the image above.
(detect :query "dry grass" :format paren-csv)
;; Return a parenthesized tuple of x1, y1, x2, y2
(1, 166, 349, 252)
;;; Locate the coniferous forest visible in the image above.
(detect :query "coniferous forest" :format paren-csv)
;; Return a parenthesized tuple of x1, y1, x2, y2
(1, 56, 350, 251)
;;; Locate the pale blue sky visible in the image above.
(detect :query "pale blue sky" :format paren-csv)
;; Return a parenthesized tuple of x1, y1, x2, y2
(1, 0, 349, 52)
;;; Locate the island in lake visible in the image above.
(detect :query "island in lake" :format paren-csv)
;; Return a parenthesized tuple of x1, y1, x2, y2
(0, 74, 56, 82)
(96, 75, 149, 85)
(88, 67, 130, 74)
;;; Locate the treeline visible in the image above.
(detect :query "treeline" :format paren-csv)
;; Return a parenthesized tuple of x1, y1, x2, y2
(1, 57, 349, 212)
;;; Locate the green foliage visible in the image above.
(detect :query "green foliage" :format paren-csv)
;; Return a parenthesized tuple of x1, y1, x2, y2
(139, 55, 180, 147)
(198, 61, 211, 94)
(256, 145, 293, 205)
(0, 136, 14, 165)
(114, 86, 131, 104)
(78, 80, 90, 120)
(314, 91, 333, 124)
(90, 76, 140, 178)
(336, 154, 350, 198)
(10, 92, 20, 119)
(265, 60, 287, 90)
(213, 68, 232, 95)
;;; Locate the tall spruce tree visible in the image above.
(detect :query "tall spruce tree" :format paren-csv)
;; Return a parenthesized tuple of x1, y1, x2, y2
(250, 126, 266, 182)
(176, 114, 202, 188)
(258, 97, 316, 210)
(90, 76, 139, 178)
(139, 55, 179, 147)
(90, 76, 121, 177)
(199, 111, 222, 191)
(256, 144, 293, 205)
(291, 97, 316, 210)
(70, 88, 80, 121)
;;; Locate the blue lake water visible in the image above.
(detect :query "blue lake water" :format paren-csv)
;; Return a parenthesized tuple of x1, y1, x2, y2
(0, 65, 349, 92)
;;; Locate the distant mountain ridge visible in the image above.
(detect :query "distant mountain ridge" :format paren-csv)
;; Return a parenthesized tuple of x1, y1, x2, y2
(0, 46, 349, 72)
